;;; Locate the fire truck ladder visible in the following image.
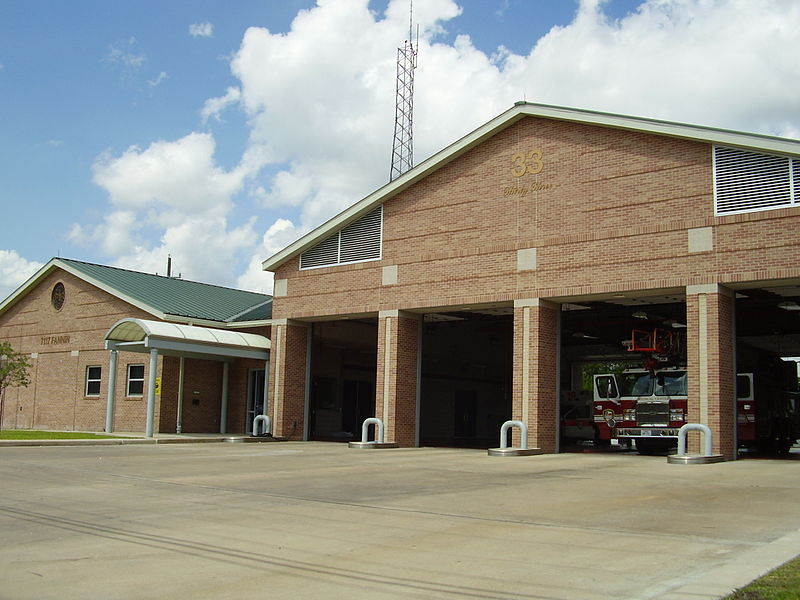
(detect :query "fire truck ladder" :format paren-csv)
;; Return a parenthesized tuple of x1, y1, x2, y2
(623, 328, 676, 354)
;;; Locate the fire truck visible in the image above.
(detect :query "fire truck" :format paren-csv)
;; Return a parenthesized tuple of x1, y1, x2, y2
(559, 389, 594, 443)
(592, 327, 799, 454)
(592, 367, 688, 454)
(592, 365, 799, 454)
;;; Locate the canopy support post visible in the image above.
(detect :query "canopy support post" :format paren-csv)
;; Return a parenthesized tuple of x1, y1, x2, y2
(104, 350, 118, 433)
(145, 348, 158, 438)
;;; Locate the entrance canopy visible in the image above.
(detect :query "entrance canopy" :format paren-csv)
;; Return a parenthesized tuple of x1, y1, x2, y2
(105, 318, 270, 361)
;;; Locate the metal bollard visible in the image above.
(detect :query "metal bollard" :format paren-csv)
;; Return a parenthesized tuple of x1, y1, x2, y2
(361, 417, 384, 444)
(252, 414, 271, 436)
(500, 420, 528, 449)
(667, 423, 724, 464)
(488, 420, 543, 456)
(348, 418, 399, 449)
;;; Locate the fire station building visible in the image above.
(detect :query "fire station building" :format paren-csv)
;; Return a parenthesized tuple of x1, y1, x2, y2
(0, 258, 272, 435)
(262, 102, 800, 459)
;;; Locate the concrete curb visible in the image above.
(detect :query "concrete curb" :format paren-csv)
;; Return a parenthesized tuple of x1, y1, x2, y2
(657, 528, 800, 599)
(0, 435, 286, 448)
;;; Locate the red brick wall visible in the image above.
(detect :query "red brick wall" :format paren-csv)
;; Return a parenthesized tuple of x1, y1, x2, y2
(273, 117, 799, 319)
(0, 267, 270, 433)
(267, 115, 800, 456)
(158, 357, 223, 433)
(0, 269, 157, 432)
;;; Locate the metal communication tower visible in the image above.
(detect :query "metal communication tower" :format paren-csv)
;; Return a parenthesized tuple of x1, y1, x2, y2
(389, 3, 418, 182)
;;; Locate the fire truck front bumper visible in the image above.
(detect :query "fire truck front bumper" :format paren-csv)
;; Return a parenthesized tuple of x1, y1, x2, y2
(613, 428, 680, 438)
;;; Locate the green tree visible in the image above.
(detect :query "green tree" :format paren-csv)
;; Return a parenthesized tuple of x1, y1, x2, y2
(579, 360, 639, 391)
(0, 342, 32, 431)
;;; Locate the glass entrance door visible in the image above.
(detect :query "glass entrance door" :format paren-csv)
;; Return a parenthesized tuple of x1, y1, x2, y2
(246, 369, 266, 434)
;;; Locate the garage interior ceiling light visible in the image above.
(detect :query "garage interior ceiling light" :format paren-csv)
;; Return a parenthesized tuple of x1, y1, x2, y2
(632, 311, 648, 319)
(778, 301, 800, 311)
(561, 303, 591, 311)
(571, 332, 599, 339)
(663, 320, 688, 328)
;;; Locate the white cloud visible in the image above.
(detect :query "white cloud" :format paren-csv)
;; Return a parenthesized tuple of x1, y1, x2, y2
(516, 0, 800, 136)
(251, 166, 313, 209)
(105, 37, 146, 80)
(189, 22, 214, 38)
(110, 216, 257, 286)
(92, 133, 243, 214)
(147, 71, 168, 88)
(223, 0, 800, 277)
(73, 132, 257, 287)
(74, 0, 800, 296)
(69, 210, 139, 256)
(237, 219, 302, 293)
(201, 86, 241, 123)
(0, 251, 43, 301)
(229, 0, 467, 240)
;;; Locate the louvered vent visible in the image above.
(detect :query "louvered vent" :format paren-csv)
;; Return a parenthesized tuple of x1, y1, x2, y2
(794, 158, 800, 202)
(714, 146, 797, 215)
(299, 206, 383, 269)
(298, 233, 338, 269)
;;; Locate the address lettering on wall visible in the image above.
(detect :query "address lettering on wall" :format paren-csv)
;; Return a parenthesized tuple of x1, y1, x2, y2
(41, 335, 71, 346)
(504, 149, 555, 196)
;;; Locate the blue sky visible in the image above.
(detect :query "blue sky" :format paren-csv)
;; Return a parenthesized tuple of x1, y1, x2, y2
(1, 0, 799, 299)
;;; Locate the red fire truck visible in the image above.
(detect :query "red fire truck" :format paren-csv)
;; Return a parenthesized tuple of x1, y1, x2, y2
(592, 365, 799, 454)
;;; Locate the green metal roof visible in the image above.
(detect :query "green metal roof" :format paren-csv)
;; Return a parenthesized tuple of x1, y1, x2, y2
(28, 258, 272, 323)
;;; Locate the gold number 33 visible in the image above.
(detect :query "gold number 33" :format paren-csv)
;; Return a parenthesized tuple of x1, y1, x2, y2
(511, 150, 543, 177)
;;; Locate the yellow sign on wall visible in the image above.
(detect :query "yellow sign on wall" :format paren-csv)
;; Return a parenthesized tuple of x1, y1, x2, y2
(154, 377, 162, 396)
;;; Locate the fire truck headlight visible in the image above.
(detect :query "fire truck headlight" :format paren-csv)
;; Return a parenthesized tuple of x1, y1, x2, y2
(623, 409, 635, 421)
(669, 409, 684, 422)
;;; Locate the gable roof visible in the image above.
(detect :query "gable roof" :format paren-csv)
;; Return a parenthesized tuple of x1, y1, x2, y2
(262, 101, 800, 272)
(0, 258, 272, 327)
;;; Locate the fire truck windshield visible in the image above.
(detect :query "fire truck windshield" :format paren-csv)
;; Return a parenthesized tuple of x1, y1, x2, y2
(618, 373, 653, 396)
(617, 371, 688, 397)
(654, 371, 687, 396)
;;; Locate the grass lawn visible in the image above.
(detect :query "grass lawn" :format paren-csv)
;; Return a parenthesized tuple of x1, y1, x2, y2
(725, 555, 800, 599)
(0, 430, 128, 440)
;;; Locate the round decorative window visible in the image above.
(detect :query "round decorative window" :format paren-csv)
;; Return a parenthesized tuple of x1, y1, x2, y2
(51, 282, 66, 311)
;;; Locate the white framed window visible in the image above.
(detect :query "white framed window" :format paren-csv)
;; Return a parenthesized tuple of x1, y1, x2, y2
(85, 366, 102, 397)
(300, 206, 383, 269)
(127, 364, 145, 396)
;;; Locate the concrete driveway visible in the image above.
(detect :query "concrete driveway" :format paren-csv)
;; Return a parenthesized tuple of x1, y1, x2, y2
(0, 442, 798, 600)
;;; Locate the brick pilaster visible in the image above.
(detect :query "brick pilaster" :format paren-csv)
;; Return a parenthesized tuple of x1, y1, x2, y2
(513, 299, 559, 453)
(375, 310, 420, 447)
(268, 320, 309, 440)
(686, 285, 736, 459)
